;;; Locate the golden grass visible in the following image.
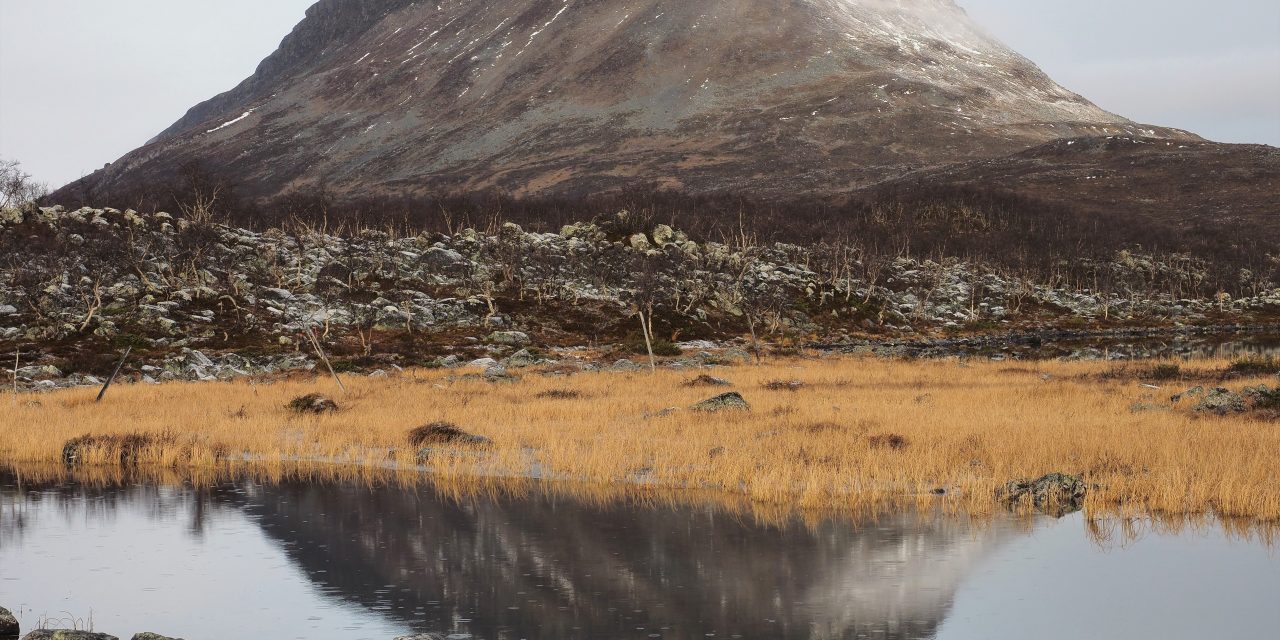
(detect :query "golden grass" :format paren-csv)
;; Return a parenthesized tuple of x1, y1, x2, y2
(2, 355, 1277, 521)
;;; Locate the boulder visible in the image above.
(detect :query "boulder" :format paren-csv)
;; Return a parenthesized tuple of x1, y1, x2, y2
(692, 392, 751, 412)
(1000, 472, 1087, 515)
(652, 224, 677, 245)
(504, 349, 540, 368)
(0, 606, 16, 639)
(20, 632, 118, 640)
(1243, 385, 1279, 410)
(628, 233, 653, 251)
(183, 349, 214, 369)
(131, 634, 185, 640)
(286, 393, 339, 414)
(482, 365, 516, 381)
(610, 359, 642, 372)
(486, 331, 531, 347)
(421, 247, 465, 269)
(1195, 388, 1246, 414)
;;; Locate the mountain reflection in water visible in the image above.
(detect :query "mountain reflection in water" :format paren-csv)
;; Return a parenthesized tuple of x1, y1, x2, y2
(0, 474, 1022, 639)
(236, 482, 1018, 640)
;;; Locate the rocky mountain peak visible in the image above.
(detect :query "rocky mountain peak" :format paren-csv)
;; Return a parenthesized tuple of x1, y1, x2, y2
(61, 0, 1215, 205)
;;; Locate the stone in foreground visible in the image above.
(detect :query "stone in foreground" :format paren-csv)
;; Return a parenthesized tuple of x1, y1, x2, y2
(0, 606, 17, 640)
(691, 392, 751, 412)
(21, 632, 118, 640)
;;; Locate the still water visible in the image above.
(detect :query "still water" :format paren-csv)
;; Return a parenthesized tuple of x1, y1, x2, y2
(1, 474, 1277, 640)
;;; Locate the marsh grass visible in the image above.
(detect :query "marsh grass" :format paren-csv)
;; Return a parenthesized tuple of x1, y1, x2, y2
(2, 355, 1278, 521)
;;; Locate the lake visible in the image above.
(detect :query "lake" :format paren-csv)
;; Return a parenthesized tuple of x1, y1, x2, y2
(1, 471, 1277, 639)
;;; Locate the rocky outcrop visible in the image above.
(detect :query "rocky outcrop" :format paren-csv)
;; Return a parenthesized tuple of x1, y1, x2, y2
(129, 634, 184, 640)
(1, 207, 1277, 388)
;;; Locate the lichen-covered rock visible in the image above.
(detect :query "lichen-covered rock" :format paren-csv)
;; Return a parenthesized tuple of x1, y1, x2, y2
(486, 331, 531, 347)
(1195, 388, 1246, 414)
(692, 392, 751, 412)
(1243, 385, 1279, 407)
(610, 359, 642, 372)
(20, 631, 119, 640)
(504, 349, 540, 368)
(0, 606, 17, 640)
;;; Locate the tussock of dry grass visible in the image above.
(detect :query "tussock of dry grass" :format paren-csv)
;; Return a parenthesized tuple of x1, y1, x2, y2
(2, 356, 1277, 520)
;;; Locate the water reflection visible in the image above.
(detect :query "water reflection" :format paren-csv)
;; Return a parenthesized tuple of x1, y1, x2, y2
(233, 482, 1022, 639)
(2, 471, 1276, 640)
(1, 472, 1023, 639)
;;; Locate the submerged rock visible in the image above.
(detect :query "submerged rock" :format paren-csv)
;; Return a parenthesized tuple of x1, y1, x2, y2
(393, 634, 446, 640)
(692, 392, 751, 412)
(1000, 472, 1087, 516)
(0, 606, 17, 640)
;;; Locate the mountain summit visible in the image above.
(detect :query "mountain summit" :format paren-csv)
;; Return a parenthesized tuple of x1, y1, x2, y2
(64, 0, 1207, 202)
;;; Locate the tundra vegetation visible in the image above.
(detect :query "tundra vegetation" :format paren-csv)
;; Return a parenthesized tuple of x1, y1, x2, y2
(1, 355, 1277, 522)
(1, 187, 1277, 526)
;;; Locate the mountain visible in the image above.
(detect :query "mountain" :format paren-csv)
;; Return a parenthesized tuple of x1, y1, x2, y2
(59, 0, 1217, 203)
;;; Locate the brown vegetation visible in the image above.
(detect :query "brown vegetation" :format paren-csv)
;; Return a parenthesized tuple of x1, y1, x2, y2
(1, 356, 1278, 521)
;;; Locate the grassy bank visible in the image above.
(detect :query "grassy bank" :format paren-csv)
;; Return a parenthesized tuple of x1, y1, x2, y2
(2, 355, 1277, 520)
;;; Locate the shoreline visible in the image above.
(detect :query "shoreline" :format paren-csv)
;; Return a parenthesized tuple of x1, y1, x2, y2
(6, 322, 1278, 394)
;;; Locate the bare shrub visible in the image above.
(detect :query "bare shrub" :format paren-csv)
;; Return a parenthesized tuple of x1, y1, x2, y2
(868, 433, 909, 450)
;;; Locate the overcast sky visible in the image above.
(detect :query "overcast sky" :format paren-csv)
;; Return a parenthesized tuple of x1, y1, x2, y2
(1, 0, 1277, 189)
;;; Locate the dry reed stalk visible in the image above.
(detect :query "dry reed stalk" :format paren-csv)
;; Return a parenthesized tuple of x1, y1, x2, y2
(304, 324, 346, 393)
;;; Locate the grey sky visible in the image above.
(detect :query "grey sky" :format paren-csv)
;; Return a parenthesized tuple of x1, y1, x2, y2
(1, 0, 1277, 189)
